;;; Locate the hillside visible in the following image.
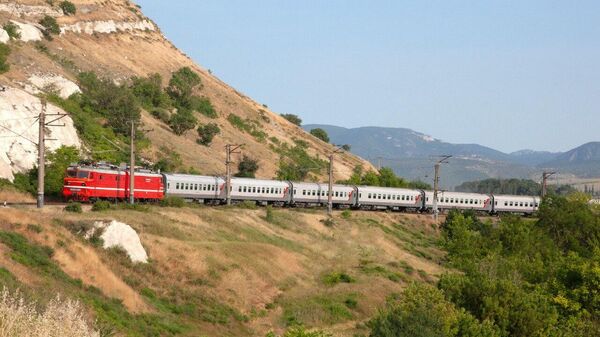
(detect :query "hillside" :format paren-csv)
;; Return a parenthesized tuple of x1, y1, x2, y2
(539, 142, 600, 177)
(0, 0, 373, 182)
(0, 204, 444, 336)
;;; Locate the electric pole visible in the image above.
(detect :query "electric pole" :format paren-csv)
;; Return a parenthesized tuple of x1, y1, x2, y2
(35, 98, 67, 209)
(327, 146, 344, 217)
(225, 144, 243, 205)
(129, 121, 136, 204)
(37, 99, 46, 208)
(432, 155, 452, 223)
(541, 171, 556, 198)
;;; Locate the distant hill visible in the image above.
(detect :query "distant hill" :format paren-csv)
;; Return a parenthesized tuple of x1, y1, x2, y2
(303, 124, 598, 188)
(539, 142, 600, 177)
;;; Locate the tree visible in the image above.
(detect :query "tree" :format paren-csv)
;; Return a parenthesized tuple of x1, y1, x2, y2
(235, 156, 259, 178)
(369, 283, 499, 337)
(309, 128, 329, 143)
(196, 123, 220, 146)
(378, 167, 405, 187)
(190, 96, 218, 118)
(45, 146, 80, 196)
(169, 109, 197, 135)
(341, 144, 351, 151)
(0, 43, 10, 74)
(167, 67, 201, 108)
(281, 114, 302, 126)
(59, 1, 76, 15)
(131, 73, 171, 109)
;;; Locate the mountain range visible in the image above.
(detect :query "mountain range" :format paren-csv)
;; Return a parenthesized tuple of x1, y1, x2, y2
(304, 124, 600, 189)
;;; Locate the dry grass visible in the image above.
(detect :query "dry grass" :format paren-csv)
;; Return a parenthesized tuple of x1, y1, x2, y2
(0, 287, 100, 337)
(0, 188, 34, 204)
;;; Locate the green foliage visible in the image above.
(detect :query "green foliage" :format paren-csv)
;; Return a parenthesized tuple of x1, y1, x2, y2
(235, 156, 259, 178)
(64, 202, 82, 213)
(59, 1, 76, 15)
(39, 15, 60, 38)
(340, 209, 352, 219)
(151, 107, 171, 123)
(275, 141, 327, 181)
(46, 146, 80, 196)
(434, 199, 600, 337)
(169, 108, 197, 135)
(12, 171, 36, 195)
(91, 200, 111, 212)
(160, 196, 185, 208)
(267, 326, 333, 337)
(281, 114, 302, 126)
(0, 43, 10, 74)
(3, 22, 20, 40)
(227, 114, 267, 142)
(189, 96, 217, 118)
(456, 178, 576, 196)
(196, 123, 220, 146)
(341, 144, 351, 151)
(131, 73, 171, 109)
(167, 67, 201, 108)
(152, 146, 182, 173)
(309, 128, 329, 143)
(323, 271, 355, 285)
(368, 283, 499, 337)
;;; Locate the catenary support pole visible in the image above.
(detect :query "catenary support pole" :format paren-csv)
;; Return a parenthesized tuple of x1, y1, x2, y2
(37, 99, 46, 208)
(129, 121, 135, 204)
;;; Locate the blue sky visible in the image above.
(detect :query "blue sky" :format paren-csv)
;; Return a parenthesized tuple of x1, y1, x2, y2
(135, 0, 599, 153)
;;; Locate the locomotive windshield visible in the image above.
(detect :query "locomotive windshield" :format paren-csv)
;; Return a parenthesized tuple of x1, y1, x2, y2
(66, 169, 76, 177)
(76, 170, 90, 178)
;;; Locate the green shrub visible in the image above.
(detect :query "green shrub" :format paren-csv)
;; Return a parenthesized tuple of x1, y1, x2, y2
(39, 16, 60, 38)
(280, 114, 302, 126)
(323, 271, 355, 285)
(235, 156, 259, 178)
(64, 202, 82, 213)
(344, 297, 358, 309)
(340, 210, 351, 219)
(91, 200, 111, 212)
(169, 109, 197, 135)
(167, 67, 201, 107)
(59, 1, 76, 15)
(0, 43, 10, 74)
(309, 128, 329, 143)
(27, 224, 43, 233)
(190, 96, 217, 118)
(265, 205, 274, 222)
(196, 123, 220, 146)
(237, 200, 257, 209)
(151, 107, 170, 123)
(3, 22, 20, 40)
(160, 196, 185, 208)
(319, 218, 335, 228)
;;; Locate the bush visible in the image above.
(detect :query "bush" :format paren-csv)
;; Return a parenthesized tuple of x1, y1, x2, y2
(309, 128, 329, 143)
(196, 123, 220, 146)
(91, 200, 111, 212)
(151, 107, 170, 123)
(39, 16, 60, 38)
(167, 67, 201, 107)
(169, 109, 197, 135)
(64, 202, 82, 213)
(281, 114, 302, 126)
(3, 22, 20, 40)
(340, 210, 351, 219)
(190, 96, 217, 118)
(132, 73, 171, 109)
(160, 196, 185, 208)
(323, 271, 355, 285)
(59, 1, 77, 15)
(0, 43, 10, 74)
(235, 156, 259, 178)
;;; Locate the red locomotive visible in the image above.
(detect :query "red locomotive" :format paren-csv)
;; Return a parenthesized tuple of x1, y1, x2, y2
(63, 163, 164, 202)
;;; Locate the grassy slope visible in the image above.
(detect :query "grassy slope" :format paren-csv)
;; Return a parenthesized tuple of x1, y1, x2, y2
(0, 205, 444, 337)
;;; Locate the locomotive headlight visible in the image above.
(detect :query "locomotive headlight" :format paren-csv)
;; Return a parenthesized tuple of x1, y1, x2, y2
(82, 183, 86, 186)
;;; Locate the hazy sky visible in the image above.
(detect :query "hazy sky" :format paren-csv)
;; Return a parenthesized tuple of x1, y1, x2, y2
(135, 0, 599, 153)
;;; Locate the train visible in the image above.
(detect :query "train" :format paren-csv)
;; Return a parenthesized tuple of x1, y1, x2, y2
(62, 163, 541, 215)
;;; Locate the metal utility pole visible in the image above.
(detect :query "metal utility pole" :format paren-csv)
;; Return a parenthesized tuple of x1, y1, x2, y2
(35, 98, 67, 208)
(225, 144, 243, 205)
(37, 99, 46, 208)
(129, 121, 136, 204)
(541, 171, 556, 198)
(432, 155, 452, 222)
(327, 146, 345, 217)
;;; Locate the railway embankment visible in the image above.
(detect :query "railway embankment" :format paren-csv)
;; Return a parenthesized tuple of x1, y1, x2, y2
(0, 203, 444, 336)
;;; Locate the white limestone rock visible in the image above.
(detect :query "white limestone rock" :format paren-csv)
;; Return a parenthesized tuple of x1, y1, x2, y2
(28, 74, 81, 99)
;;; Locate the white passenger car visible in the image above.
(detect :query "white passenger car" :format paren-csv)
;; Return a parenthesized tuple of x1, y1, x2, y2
(356, 186, 423, 210)
(424, 191, 491, 212)
(227, 178, 291, 204)
(163, 174, 224, 201)
(492, 195, 540, 214)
